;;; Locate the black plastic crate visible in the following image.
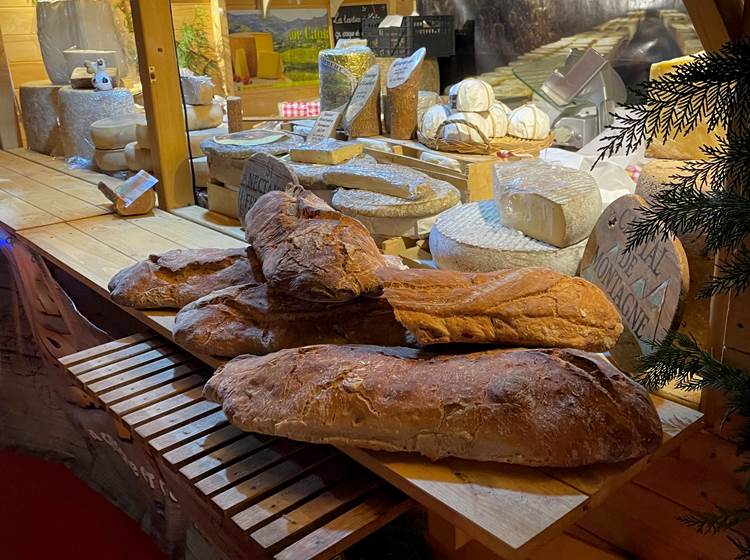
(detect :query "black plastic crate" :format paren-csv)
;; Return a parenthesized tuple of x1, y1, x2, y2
(362, 16, 455, 58)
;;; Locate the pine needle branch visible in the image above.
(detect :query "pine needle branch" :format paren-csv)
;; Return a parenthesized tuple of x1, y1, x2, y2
(681, 507, 750, 535)
(701, 246, 750, 297)
(624, 187, 750, 252)
(596, 40, 750, 164)
(675, 130, 750, 196)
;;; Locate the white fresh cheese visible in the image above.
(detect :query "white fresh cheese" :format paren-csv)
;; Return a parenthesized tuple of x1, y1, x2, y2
(507, 103, 550, 140)
(488, 101, 510, 138)
(419, 104, 452, 140)
(417, 90, 441, 124)
(494, 161, 602, 247)
(442, 112, 493, 143)
(429, 200, 586, 274)
(449, 78, 494, 112)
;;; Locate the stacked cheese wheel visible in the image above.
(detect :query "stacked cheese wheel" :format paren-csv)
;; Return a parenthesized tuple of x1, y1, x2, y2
(419, 77, 551, 145)
(430, 160, 603, 275)
(133, 74, 226, 176)
(90, 113, 145, 173)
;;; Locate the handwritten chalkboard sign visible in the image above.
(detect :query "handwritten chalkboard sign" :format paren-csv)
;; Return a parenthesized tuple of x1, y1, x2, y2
(307, 110, 342, 144)
(332, 4, 387, 42)
(580, 194, 689, 373)
(238, 153, 300, 225)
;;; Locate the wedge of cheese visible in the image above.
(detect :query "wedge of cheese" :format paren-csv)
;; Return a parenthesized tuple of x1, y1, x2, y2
(646, 54, 723, 159)
(494, 161, 602, 248)
(429, 201, 586, 275)
(289, 139, 363, 165)
(323, 163, 433, 200)
(257, 51, 283, 79)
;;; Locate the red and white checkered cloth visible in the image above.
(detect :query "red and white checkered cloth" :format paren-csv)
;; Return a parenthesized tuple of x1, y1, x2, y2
(278, 101, 320, 118)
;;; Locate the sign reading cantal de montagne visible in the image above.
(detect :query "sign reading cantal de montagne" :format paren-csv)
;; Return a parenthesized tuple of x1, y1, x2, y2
(238, 152, 300, 225)
(580, 194, 689, 372)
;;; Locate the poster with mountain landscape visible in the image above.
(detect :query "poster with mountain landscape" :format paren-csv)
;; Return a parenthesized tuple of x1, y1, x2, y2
(227, 9, 330, 89)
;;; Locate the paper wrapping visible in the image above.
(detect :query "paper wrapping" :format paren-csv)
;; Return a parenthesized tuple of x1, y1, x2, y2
(58, 86, 135, 162)
(507, 103, 550, 140)
(318, 46, 376, 112)
(419, 104, 452, 140)
(488, 102, 510, 138)
(442, 112, 493, 143)
(449, 78, 494, 112)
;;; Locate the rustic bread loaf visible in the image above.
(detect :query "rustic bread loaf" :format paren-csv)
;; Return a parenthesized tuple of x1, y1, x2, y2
(204, 344, 662, 466)
(377, 267, 623, 351)
(174, 283, 409, 358)
(244, 190, 387, 302)
(108, 248, 256, 309)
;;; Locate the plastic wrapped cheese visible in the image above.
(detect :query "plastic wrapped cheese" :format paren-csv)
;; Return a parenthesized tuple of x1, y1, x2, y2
(449, 78, 494, 112)
(419, 104, 452, 140)
(488, 102, 510, 138)
(507, 103, 550, 140)
(442, 112, 493, 143)
(494, 160, 602, 248)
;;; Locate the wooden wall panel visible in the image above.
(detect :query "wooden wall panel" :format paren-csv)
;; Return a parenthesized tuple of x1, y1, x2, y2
(0, 4, 48, 90)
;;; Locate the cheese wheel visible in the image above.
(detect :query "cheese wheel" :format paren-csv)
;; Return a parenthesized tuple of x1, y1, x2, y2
(419, 151, 462, 172)
(419, 104, 452, 140)
(507, 103, 550, 140)
(90, 114, 141, 149)
(442, 112, 493, 143)
(125, 141, 153, 172)
(19, 81, 62, 155)
(192, 156, 209, 187)
(185, 103, 224, 131)
(429, 201, 586, 275)
(332, 179, 460, 218)
(488, 102, 510, 138)
(449, 78, 494, 112)
(93, 147, 128, 172)
(136, 122, 228, 155)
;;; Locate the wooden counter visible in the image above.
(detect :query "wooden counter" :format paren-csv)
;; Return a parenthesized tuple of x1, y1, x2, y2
(0, 148, 706, 560)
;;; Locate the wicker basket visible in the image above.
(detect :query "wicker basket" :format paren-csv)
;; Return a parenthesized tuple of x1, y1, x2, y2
(417, 118, 552, 156)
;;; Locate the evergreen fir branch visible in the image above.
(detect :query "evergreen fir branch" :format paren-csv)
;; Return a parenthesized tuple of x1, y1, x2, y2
(596, 40, 750, 164)
(674, 131, 750, 195)
(624, 187, 750, 252)
(635, 331, 713, 391)
(681, 507, 750, 535)
(727, 533, 750, 560)
(700, 246, 750, 297)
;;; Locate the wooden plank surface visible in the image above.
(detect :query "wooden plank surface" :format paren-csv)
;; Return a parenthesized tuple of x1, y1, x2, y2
(171, 205, 245, 242)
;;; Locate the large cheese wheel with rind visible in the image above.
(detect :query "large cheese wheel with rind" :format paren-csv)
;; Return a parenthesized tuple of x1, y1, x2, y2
(90, 113, 143, 149)
(429, 201, 586, 275)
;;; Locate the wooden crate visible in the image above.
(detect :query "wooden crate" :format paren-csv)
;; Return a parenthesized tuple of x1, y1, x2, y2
(59, 333, 413, 560)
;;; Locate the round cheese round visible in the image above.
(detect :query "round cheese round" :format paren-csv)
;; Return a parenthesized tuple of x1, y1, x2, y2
(419, 104, 452, 140)
(192, 156, 209, 187)
(508, 103, 551, 140)
(331, 179, 460, 218)
(429, 201, 586, 275)
(90, 114, 141, 149)
(135, 117, 150, 148)
(442, 112, 493, 143)
(449, 78, 494, 112)
(125, 141, 153, 172)
(185, 102, 224, 131)
(488, 102, 510, 138)
(93, 147, 128, 172)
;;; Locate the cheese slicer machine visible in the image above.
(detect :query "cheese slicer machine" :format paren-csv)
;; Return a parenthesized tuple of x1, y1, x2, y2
(514, 48, 627, 150)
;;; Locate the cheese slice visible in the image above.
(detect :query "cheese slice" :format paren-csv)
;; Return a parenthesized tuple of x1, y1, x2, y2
(429, 201, 586, 275)
(125, 141, 153, 172)
(323, 163, 433, 200)
(90, 114, 140, 149)
(646, 54, 723, 159)
(94, 147, 128, 172)
(185, 103, 224, 131)
(419, 151, 462, 172)
(331, 179, 460, 218)
(494, 161, 602, 248)
(289, 139, 363, 165)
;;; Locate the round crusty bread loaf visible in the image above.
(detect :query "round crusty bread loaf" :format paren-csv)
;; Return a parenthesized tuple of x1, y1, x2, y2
(204, 344, 662, 467)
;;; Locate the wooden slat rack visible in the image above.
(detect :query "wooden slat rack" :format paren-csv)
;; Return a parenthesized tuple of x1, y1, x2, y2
(59, 332, 413, 560)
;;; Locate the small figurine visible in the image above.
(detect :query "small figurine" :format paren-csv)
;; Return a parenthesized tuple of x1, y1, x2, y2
(86, 58, 114, 91)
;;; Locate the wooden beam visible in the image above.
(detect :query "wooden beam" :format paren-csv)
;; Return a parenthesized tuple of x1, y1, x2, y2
(0, 24, 20, 149)
(683, 0, 732, 51)
(130, 0, 194, 210)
